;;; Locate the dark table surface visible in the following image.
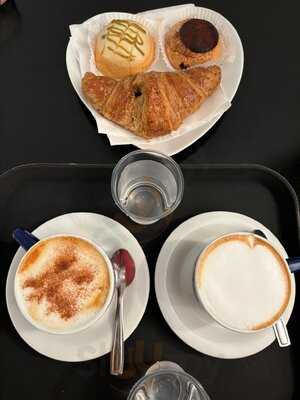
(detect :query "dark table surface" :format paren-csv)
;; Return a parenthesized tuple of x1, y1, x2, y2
(1, 0, 300, 189)
(1, 1, 300, 399)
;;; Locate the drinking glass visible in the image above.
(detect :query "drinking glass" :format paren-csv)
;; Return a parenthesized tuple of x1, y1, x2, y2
(111, 150, 184, 225)
(127, 361, 210, 400)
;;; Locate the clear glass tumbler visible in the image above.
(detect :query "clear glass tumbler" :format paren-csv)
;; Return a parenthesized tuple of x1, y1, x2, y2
(111, 150, 184, 225)
(127, 361, 211, 400)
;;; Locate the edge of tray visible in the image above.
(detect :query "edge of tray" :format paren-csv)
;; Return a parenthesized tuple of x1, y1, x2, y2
(0, 162, 299, 245)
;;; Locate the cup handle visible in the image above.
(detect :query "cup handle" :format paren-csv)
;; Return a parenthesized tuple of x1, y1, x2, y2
(286, 257, 300, 273)
(253, 230, 300, 274)
(253, 229, 291, 347)
(273, 318, 291, 347)
(13, 228, 39, 250)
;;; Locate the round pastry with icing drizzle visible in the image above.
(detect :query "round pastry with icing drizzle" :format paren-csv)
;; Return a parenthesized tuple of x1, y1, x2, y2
(95, 19, 155, 79)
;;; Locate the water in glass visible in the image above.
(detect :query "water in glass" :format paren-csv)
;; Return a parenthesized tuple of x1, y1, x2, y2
(112, 151, 184, 224)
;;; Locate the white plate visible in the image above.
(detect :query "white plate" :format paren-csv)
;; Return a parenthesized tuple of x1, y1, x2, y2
(6, 212, 150, 362)
(66, 5, 244, 156)
(155, 211, 296, 359)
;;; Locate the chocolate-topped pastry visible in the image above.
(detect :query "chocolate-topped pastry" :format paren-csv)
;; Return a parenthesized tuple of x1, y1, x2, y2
(164, 18, 221, 70)
(179, 19, 219, 53)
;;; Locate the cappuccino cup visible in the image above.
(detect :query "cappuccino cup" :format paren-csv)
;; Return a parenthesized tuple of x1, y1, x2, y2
(13, 229, 115, 334)
(194, 232, 298, 346)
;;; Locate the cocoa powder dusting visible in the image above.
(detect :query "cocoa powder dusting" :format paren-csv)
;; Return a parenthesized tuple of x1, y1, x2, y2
(23, 247, 96, 320)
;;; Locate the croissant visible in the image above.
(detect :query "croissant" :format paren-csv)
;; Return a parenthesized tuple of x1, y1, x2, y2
(82, 66, 221, 139)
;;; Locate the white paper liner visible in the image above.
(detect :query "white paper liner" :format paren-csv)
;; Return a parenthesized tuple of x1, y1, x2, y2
(69, 5, 232, 145)
(159, 6, 237, 71)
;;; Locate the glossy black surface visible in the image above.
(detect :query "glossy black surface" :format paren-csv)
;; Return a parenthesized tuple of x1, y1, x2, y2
(1, 0, 300, 399)
(0, 0, 300, 184)
(0, 163, 299, 400)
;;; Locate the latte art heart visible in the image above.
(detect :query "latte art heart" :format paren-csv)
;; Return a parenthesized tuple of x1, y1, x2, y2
(195, 234, 291, 331)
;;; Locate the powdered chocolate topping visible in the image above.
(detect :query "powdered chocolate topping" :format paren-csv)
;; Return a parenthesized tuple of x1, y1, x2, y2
(18, 237, 110, 326)
(23, 247, 96, 320)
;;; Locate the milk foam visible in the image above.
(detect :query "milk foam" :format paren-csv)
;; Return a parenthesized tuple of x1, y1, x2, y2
(15, 236, 111, 333)
(196, 235, 290, 331)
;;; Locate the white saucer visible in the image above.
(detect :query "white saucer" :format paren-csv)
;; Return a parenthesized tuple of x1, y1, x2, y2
(6, 212, 150, 362)
(155, 211, 296, 359)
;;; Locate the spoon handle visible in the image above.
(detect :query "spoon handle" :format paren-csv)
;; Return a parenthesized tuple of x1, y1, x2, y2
(273, 318, 291, 347)
(110, 285, 124, 375)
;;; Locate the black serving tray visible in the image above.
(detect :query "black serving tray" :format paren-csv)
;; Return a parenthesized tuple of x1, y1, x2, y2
(0, 163, 299, 400)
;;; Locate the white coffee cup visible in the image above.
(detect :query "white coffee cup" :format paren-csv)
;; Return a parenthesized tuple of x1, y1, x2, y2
(14, 233, 115, 335)
(194, 232, 293, 346)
